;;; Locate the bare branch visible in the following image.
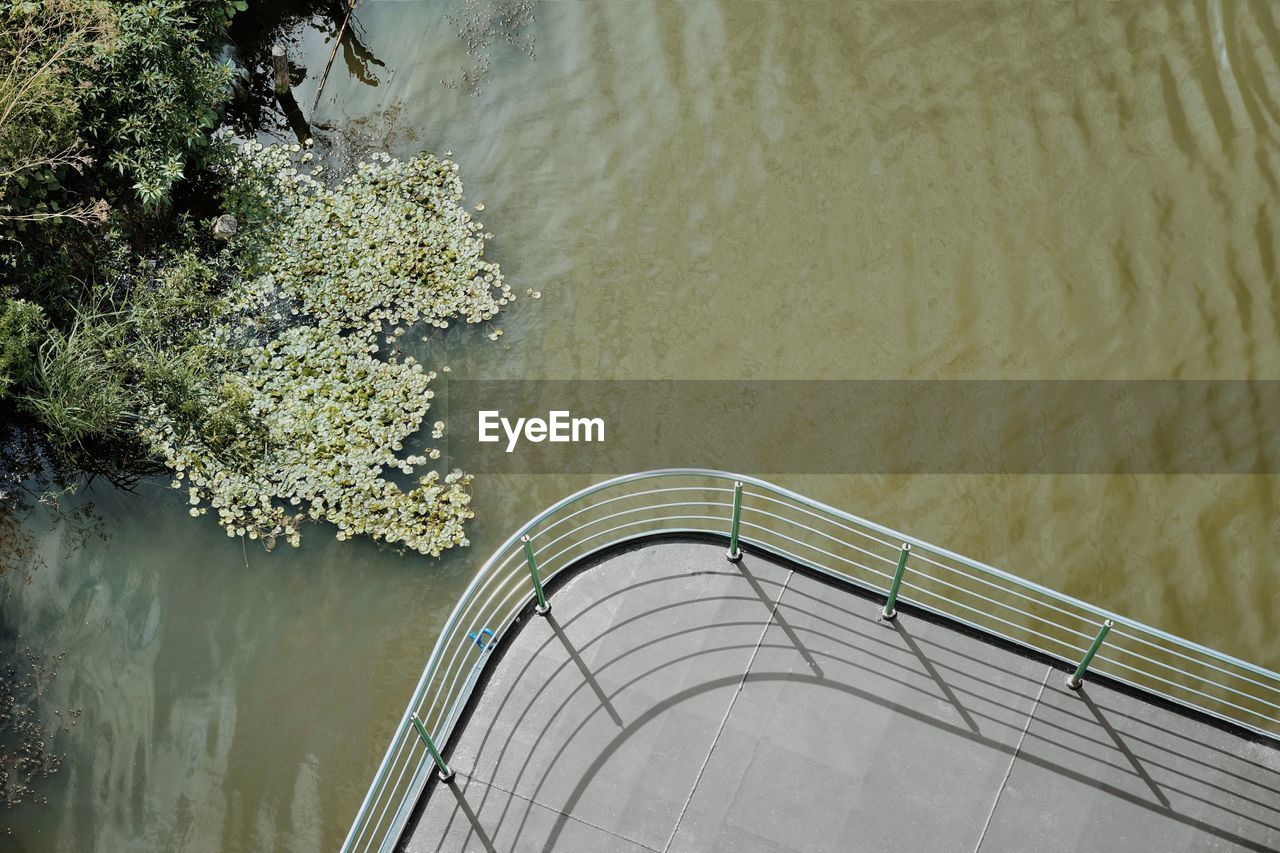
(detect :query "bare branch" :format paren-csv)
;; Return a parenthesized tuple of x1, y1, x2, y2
(0, 198, 110, 227)
(0, 141, 92, 181)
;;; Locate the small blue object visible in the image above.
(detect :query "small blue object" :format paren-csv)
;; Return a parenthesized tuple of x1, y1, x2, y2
(468, 628, 494, 650)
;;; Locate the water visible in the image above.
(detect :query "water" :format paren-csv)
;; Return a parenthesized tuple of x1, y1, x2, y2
(4, 1, 1279, 849)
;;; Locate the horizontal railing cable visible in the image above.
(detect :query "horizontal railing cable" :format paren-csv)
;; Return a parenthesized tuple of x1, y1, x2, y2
(740, 505, 904, 569)
(1092, 652, 1280, 726)
(1097, 643, 1280, 714)
(1108, 625, 1280, 696)
(907, 549, 1104, 628)
(898, 578, 1093, 656)
(742, 489, 902, 554)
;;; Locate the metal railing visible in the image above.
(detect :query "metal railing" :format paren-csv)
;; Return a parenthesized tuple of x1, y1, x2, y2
(341, 469, 1280, 852)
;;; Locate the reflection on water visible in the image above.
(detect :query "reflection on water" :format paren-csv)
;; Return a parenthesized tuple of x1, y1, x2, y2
(0, 446, 102, 828)
(224, 0, 384, 138)
(5, 2, 1280, 850)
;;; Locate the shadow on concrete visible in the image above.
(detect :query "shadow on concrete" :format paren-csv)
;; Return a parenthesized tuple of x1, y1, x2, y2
(1080, 688, 1171, 808)
(407, 544, 1280, 853)
(547, 612, 623, 728)
(526, 671, 1279, 852)
(446, 781, 497, 853)
(737, 557, 824, 678)
(514, 614, 1280, 842)
(490, 622, 1280, 849)
(894, 617, 981, 734)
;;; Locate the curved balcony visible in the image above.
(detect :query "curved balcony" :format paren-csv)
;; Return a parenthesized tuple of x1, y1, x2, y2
(342, 470, 1280, 853)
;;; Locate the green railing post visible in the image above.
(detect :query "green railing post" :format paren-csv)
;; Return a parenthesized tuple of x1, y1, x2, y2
(1068, 619, 1114, 689)
(881, 543, 911, 621)
(522, 534, 551, 615)
(410, 712, 454, 783)
(726, 481, 743, 562)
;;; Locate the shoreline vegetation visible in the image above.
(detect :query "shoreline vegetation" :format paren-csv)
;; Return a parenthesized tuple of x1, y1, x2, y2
(2, 0, 514, 815)
(1, 0, 514, 557)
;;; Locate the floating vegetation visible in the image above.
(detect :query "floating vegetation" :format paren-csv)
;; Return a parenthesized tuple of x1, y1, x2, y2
(0, 646, 77, 820)
(140, 142, 512, 556)
(445, 0, 537, 95)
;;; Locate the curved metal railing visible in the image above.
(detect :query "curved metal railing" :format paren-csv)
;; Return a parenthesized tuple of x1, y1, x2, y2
(341, 469, 1280, 852)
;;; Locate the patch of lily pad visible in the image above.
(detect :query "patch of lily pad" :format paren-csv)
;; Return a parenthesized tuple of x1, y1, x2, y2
(140, 142, 511, 555)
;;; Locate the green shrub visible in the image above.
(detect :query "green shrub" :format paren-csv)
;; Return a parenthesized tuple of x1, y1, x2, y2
(0, 0, 104, 250)
(1, 0, 240, 438)
(0, 298, 44, 396)
(2, 2, 519, 556)
(1, 0, 238, 246)
(82, 0, 240, 209)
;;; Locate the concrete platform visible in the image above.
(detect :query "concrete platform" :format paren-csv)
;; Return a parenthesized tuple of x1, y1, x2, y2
(402, 541, 1280, 852)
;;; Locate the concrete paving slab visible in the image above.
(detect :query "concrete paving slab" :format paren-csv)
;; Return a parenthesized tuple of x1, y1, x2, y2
(667, 561, 1052, 853)
(433, 542, 791, 851)
(404, 773, 657, 853)
(976, 676, 1280, 852)
(402, 539, 1280, 853)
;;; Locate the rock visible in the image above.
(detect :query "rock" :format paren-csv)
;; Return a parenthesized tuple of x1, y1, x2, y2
(212, 214, 238, 241)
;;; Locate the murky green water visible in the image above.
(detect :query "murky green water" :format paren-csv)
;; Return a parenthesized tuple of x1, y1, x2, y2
(4, 1, 1280, 849)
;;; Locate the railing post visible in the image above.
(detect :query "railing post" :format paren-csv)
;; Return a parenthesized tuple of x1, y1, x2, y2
(1067, 619, 1114, 689)
(881, 543, 910, 621)
(726, 481, 743, 562)
(410, 713, 455, 783)
(522, 535, 551, 615)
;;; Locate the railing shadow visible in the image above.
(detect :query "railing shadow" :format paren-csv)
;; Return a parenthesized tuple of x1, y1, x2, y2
(546, 612, 623, 728)
(413, 546, 1280, 853)
(443, 778, 498, 853)
(893, 617, 980, 734)
(453, 559, 1280, 848)
(1079, 688, 1171, 808)
(738, 556, 824, 678)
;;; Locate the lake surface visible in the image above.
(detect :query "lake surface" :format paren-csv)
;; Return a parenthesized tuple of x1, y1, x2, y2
(4, 1, 1279, 849)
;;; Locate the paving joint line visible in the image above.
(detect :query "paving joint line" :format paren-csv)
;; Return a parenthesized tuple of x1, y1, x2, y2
(453, 769, 664, 852)
(660, 568, 797, 853)
(973, 665, 1051, 852)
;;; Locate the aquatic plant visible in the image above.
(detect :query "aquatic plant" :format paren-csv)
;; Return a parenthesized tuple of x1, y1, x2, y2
(221, 142, 510, 331)
(445, 0, 537, 95)
(143, 327, 473, 555)
(0, 646, 75, 817)
(139, 142, 511, 555)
